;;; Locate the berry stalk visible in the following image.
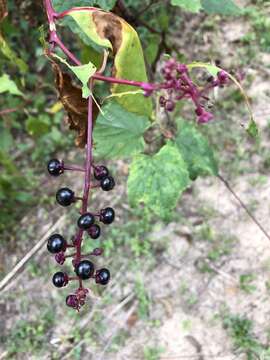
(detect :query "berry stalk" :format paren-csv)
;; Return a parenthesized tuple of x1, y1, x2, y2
(74, 79, 94, 264)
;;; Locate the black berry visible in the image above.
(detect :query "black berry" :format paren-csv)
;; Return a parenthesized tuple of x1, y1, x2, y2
(47, 159, 63, 176)
(77, 213, 95, 230)
(52, 272, 68, 288)
(75, 260, 94, 280)
(100, 207, 115, 225)
(56, 187, 74, 207)
(88, 224, 101, 239)
(100, 176, 115, 191)
(95, 268, 110, 285)
(47, 234, 67, 254)
(94, 165, 109, 181)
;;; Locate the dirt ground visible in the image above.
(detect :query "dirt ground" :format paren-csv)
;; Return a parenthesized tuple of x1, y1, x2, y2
(1, 2, 270, 359)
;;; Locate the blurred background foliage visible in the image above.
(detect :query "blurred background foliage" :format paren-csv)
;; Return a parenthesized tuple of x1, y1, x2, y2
(0, 1, 73, 238)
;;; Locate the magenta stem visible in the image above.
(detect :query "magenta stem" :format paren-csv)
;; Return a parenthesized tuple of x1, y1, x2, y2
(55, 7, 97, 19)
(0, 108, 18, 116)
(51, 33, 81, 66)
(93, 73, 153, 88)
(66, 251, 101, 258)
(63, 165, 85, 172)
(180, 73, 201, 109)
(44, 0, 57, 24)
(74, 79, 94, 265)
(83, 80, 94, 213)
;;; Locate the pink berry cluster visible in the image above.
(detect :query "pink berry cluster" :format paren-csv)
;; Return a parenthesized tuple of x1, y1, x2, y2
(158, 59, 229, 124)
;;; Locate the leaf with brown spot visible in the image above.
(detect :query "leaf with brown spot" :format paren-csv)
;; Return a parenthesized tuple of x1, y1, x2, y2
(0, 0, 7, 22)
(60, 8, 152, 117)
(52, 61, 98, 147)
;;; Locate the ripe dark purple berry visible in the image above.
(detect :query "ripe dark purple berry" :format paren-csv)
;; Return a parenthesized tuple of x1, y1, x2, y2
(75, 260, 94, 280)
(100, 207, 115, 225)
(56, 187, 74, 207)
(95, 268, 110, 285)
(47, 234, 67, 254)
(88, 224, 101, 239)
(77, 213, 95, 230)
(217, 70, 228, 84)
(100, 176, 115, 191)
(165, 100, 175, 112)
(47, 159, 63, 176)
(94, 165, 109, 180)
(52, 272, 68, 288)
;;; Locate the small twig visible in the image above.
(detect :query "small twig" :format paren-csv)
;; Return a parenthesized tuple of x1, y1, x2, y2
(135, 0, 161, 18)
(96, 302, 137, 360)
(0, 215, 66, 293)
(0, 352, 8, 360)
(185, 335, 204, 360)
(0, 108, 18, 116)
(218, 174, 270, 243)
(114, 0, 161, 34)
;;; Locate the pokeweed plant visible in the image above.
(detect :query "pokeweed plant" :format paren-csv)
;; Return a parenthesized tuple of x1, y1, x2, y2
(41, 0, 258, 311)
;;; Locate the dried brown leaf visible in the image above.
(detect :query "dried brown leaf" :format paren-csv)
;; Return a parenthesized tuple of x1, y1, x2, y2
(52, 61, 98, 148)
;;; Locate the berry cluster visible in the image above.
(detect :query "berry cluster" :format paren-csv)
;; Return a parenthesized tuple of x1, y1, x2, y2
(47, 159, 115, 311)
(158, 59, 229, 123)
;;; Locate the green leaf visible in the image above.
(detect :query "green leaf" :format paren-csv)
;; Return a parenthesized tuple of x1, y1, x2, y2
(0, 74, 23, 96)
(127, 142, 190, 218)
(247, 119, 259, 138)
(63, 8, 152, 117)
(26, 116, 50, 138)
(187, 62, 220, 76)
(144, 34, 160, 65)
(171, 0, 202, 13)
(51, 54, 96, 98)
(175, 119, 218, 180)
(53, 0, 117, 11)
(0, 127, 14, 152)
(201, 0, 242, 15)
(157, 9, 170, 31)
(0, 35, 28, 74)
(93, 101, 150, 159)
(59, 16, 105, 55)
(71, 63, 96, 98)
